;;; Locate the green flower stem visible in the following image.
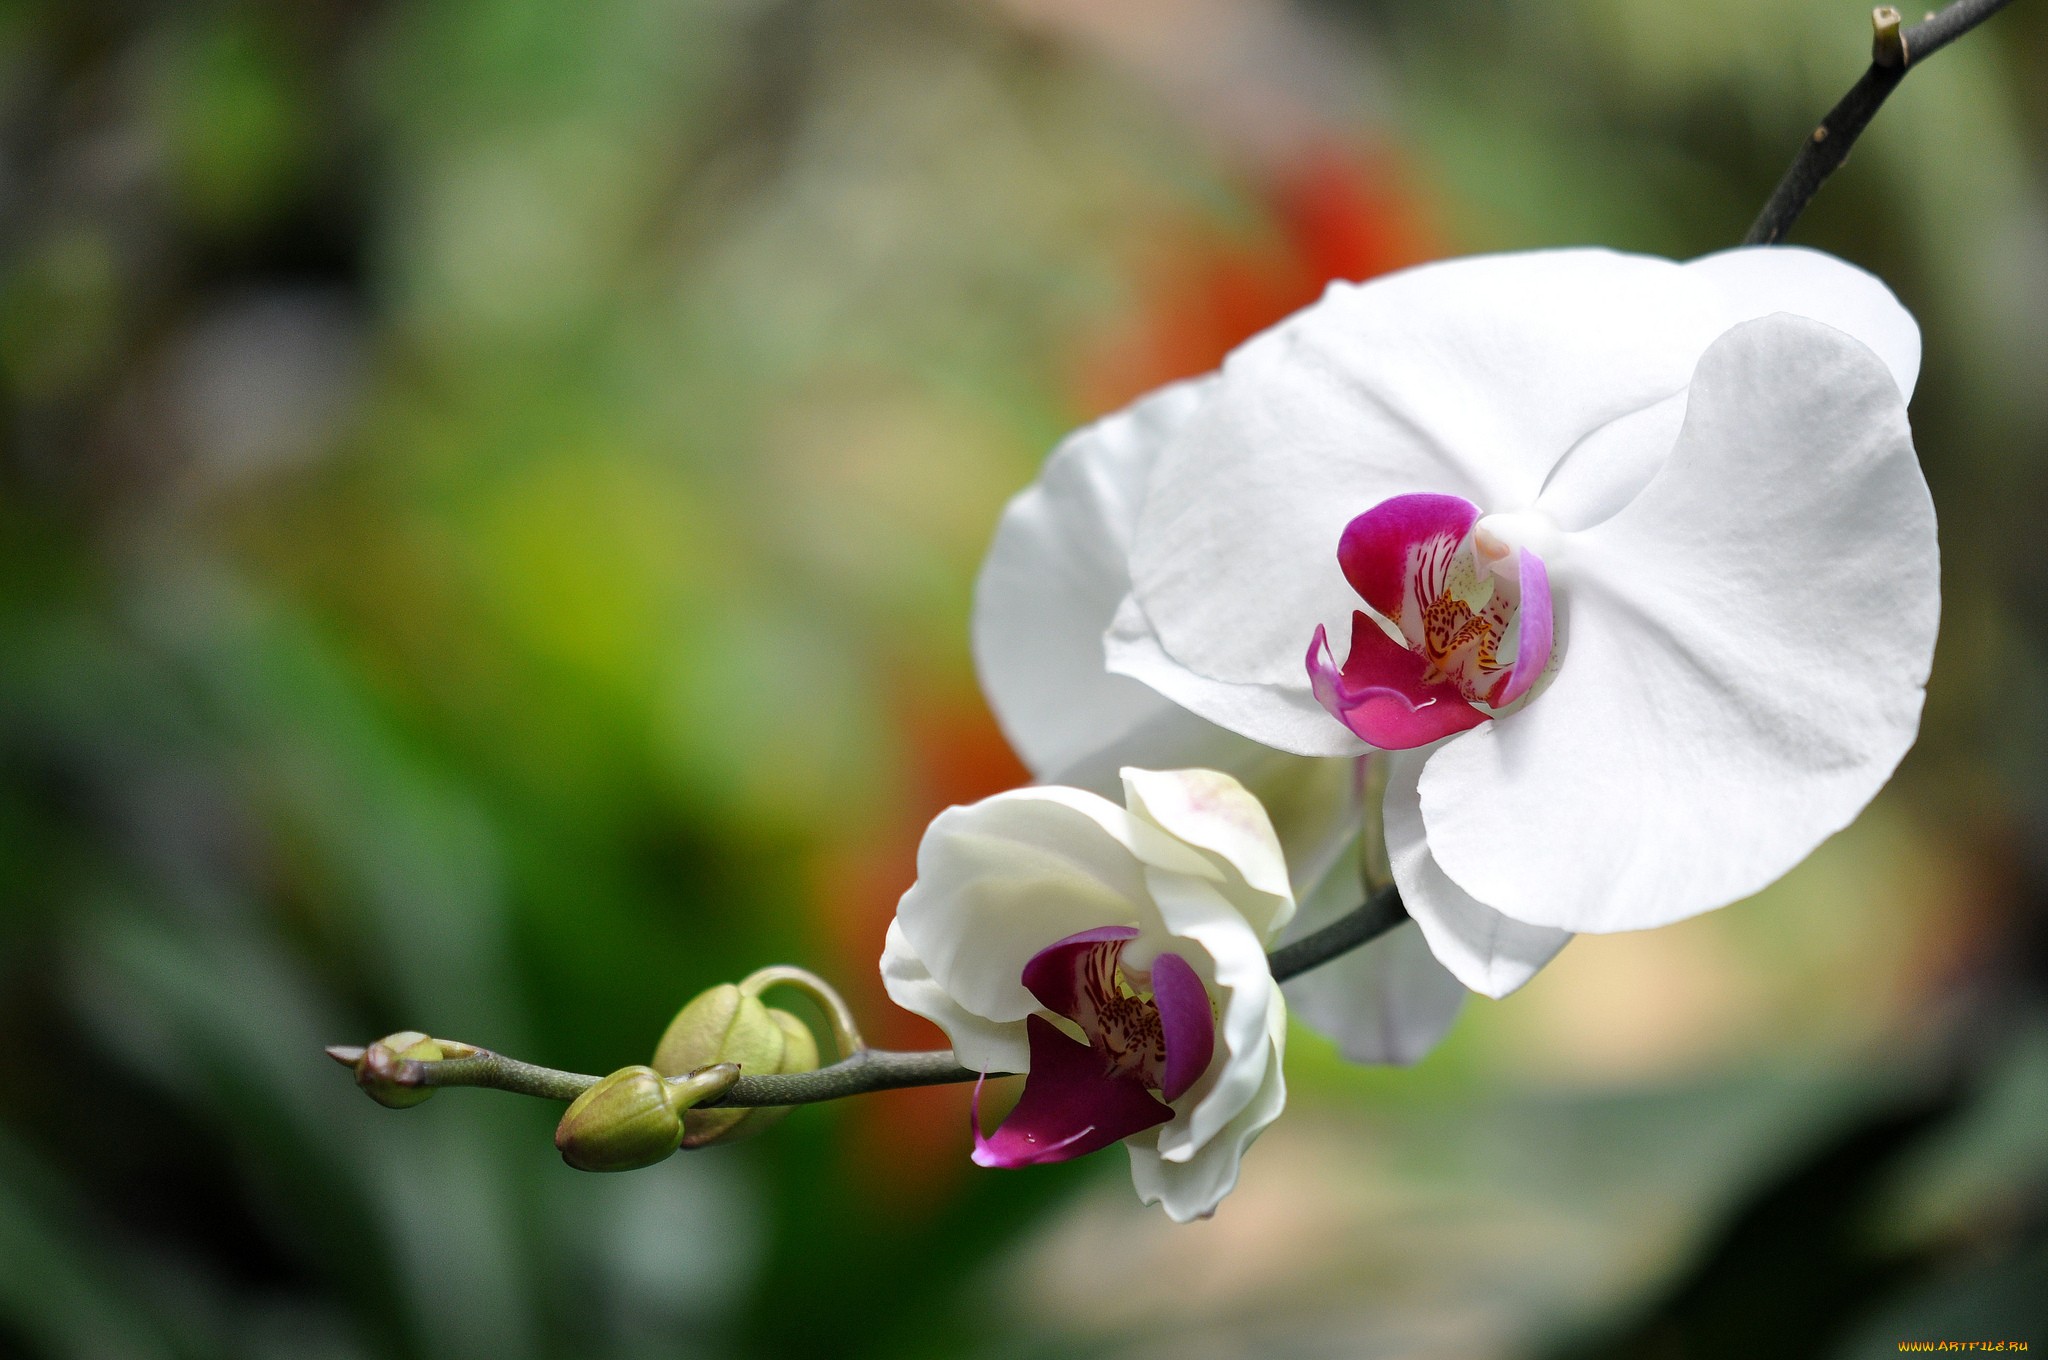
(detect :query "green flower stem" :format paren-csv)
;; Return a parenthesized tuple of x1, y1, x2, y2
(325, 1043, 597, 1102)
(1266, 883, 1404, 984)
(736, 965, 867, 1059)
(712, 1048, 982, 1108)
(325, 887, 1409, 1111)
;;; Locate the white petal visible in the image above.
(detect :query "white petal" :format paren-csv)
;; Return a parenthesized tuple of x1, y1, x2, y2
(1106, 592, 1364, 758)
(1120, 767, 1295, 942)
(1421, 316, 1938, 932)
(894, 787, 1152, 1024)
(1136, 871, 1282, 1165)
(971, 374, 1364, 882)
(1057, 716, 1362, 904)
(1686, 245, 1921, 400)
(1533, 389, 1691, 533)
(1123, 250, 1730, 750)
(972, 380, 1211, 779)
(1382, 751, 1571, 998)
(1275, 834, 1466, 1063)
(1037, 694, 1246, 799)
(1540, 246, 1921, 533)
(1127, 995, 1286, 1222)
(879, 920, 1027, 1074)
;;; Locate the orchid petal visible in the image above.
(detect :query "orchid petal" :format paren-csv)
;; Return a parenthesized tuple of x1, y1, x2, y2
(1034, 703, 1361, 903)
(973, 380, 1211, 779)
(1118, 250, 1729, 752)
(1382, 752, 1572, 997)
(1489, 546, 1552, 709)
(1538, 248, 1923, 531)
(1307, 616, 1490, 750)
(1018, 925, 1140, 1023)
(1107, 592, 1357, 758)
(1686, 245, 1920, 399)
(1150, 951, 1214, 1103)
(880, 920, 1029, 1074)
(973, 379, 1366, 899)
(1420, 316, 1938, 932)
(1138, 871, 1281, 1164)
(1276, 835, 1465, 1064)
(1335, 493, 1482, 622)
(1120, 766, 1294, 941)
(1127, 991, 1286, 1222)
(894, 788, 1150, 1028)
(972, 1016, 1171, 1169)
(1534, 389, 1690, 532)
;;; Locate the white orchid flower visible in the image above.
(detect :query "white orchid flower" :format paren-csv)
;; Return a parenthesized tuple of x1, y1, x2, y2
(882, 768, 1292, 1222)
(978, 245, 1937, 1020)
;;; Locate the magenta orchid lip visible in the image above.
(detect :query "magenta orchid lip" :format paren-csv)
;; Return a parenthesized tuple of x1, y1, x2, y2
(1306, 492, 1556, 750)
(970, 926, 1214, 1169)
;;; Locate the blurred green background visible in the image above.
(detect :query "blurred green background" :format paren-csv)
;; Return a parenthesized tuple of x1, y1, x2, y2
(1, 2, 2044, 1357)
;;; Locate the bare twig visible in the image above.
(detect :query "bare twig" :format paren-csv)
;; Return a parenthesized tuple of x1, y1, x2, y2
(1745, 0, 2017, 244)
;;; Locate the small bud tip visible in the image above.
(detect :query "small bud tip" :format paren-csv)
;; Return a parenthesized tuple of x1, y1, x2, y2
(351, 1031, 445, 1108)
(1871, 6, 1907, 66)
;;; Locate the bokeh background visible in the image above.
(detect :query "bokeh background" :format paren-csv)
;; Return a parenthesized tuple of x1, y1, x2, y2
(2, 2, 2045, 1357)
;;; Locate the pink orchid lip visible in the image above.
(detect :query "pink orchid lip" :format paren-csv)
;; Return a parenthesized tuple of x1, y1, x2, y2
(1491, 545, 1552, 709)
(1309, 492, 1556, 748)
(971, 926, 1216, 1170)
(1307, 615, 1492, 750)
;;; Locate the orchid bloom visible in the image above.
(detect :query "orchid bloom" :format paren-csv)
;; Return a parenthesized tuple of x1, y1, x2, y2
(881, 768, 1292, 1221)
(1083, 246, 1937, 1000)
(978, 246, 1936, 1022)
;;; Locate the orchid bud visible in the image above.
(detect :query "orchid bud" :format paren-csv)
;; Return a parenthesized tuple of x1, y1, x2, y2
(652, 984, 820, 1148)
(553, 1063, 739, 1173)
(722, 1006, 819, 1142)
(355, 1031, 444, 1108)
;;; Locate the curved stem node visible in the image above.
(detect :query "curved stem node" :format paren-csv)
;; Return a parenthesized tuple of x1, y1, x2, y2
(737, 964, 867, 1058)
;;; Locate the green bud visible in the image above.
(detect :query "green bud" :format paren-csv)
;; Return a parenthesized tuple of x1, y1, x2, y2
(356, 1031, 444, 1108)
(554, 1063, 739, 1173)
(653, 985, 820, 1148)
(769, 1007, 820, 1074)
(709, 1006, 819, 1145)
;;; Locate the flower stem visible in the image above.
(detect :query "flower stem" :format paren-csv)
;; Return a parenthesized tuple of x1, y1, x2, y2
(1745, 0, 2018, 245)
(737, 964, 868, 1059)
(325, 888, 1409, 1111)
(1267, 884, 1406, 984)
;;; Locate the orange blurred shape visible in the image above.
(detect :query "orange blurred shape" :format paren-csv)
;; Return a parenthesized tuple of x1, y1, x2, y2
(1076, 143, 1440, 418)
(811, 673, 1030, 1218)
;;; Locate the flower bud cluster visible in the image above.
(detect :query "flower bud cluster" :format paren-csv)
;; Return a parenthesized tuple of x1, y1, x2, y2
(652, 984, 820, 1148)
